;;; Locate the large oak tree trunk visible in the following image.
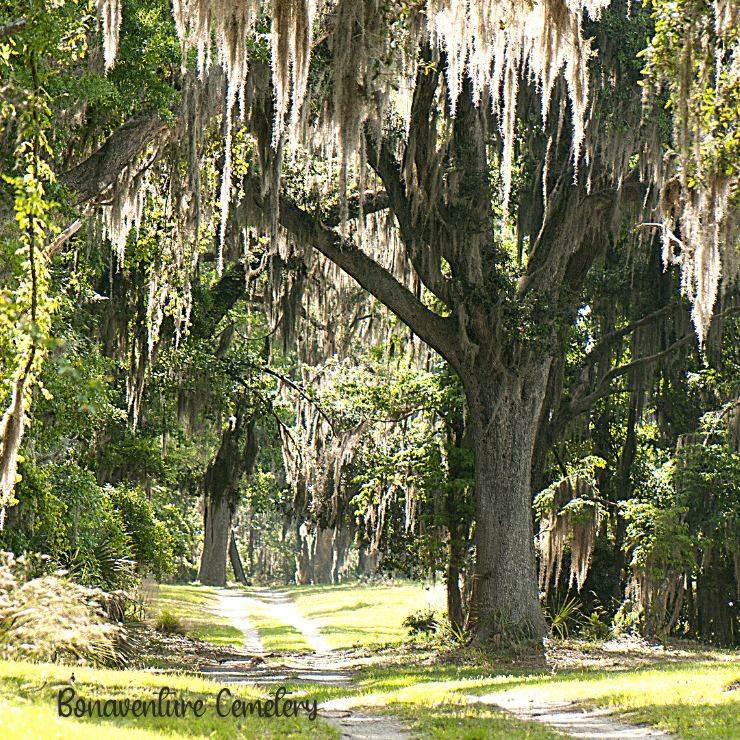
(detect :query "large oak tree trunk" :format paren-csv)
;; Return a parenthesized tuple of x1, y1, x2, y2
(199, 494, 232, 586)
(465, 362, 551, 640)
(197, 409, 257, 586)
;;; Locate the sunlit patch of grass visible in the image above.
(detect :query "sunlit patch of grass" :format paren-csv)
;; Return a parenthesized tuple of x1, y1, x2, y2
(189, 624, 246, 646)
(509, 661, 740, 740)
(0, 660, 336, 740)
(393, 703, 565, 740)
(313, 655, 740, 740)
(147, 585, 244, 648)
(248, 615, 311, 652)
(283, 581, 445, 649)
(306, 664, 561, 740)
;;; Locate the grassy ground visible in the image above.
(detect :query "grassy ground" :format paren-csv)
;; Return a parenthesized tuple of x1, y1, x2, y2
(148, 580, 442, 652)
(148, 584, 313, 652)
(512, 659, 740, 740)
(6, 580, 740, 739)
(283, 581, 446, 649)
(307, 651, 740, 740)
(147, 585, 245, 647)
(231, 592, 312, 652)
(309, 662, 564, 740)
(0, 659, 335, 740)
(149, 581, 740, 738)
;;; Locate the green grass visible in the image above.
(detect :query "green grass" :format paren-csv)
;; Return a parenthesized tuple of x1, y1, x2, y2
(9, 580, 740, 739)
(146, 585, 245, 647)
(297, 660, 562, 740)
(0, 659, 336, 740)
(243, 610, 312, 653)
(509, 660, 740, 740)
(148, 584, 313, 652)
(307, 653, 740, 740)
(283, 581, 445, 649)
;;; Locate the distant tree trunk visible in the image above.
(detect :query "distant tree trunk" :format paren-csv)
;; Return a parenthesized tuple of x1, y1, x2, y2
(229, 530, 248, 584)
(199, 494, 232, 586)
(197, 406, 258, 586)
(612, 399, 638, 600)
(248, 520, 255, 575)
(312, 527, 334, 583)
(446, 517, 464, 633)
(331, 524, 349, 584)
(296, 523, 311, 584)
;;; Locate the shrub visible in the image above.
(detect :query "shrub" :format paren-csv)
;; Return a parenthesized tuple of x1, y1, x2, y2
(402, 607, 438, 635)
(0, 551, 125, 664)
(154, 609, 185, 634)
(543, 595, 582, 640)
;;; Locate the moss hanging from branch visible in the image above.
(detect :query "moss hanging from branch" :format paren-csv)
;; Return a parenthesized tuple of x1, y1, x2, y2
(536, 474, 601, 593)
(642, 0, 740, 342)
(97, 0, 122, 72)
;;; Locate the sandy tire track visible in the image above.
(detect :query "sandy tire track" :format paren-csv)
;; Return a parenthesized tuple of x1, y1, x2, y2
(475, 689, 679, 739)
(208, 587, 411, 739)
(209, 588, 679, 740)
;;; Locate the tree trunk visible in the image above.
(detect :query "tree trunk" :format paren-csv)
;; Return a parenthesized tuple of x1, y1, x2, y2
(199, 493, 232, 586)
(296, 523, 311, 584)
(197, 409, 258, 586)
(465, 362, 551, 641)
(229, 530, 248, 584)
(446, 521, 464, 632)
(312, 527, 334, 584)
(331, 524, 349, 584)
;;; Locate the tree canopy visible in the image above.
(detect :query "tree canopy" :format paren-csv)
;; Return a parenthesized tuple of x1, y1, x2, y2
(3, 0, 740, 647)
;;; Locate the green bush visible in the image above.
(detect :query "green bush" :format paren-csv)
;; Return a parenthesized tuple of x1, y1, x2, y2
(402, 607, 439, 635)
(154, 609, 186, 635)
(106, 484, 177, 579)
(1, 462, 179, 588)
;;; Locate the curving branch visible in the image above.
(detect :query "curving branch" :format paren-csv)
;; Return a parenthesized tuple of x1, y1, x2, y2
(568, 331, 696, 418)
(0, 18, 27, 39)
(247, 176, 458, 364)
(58, 109, 169, 205)
(580, 302, 683, 369)
(322, 190, 390, 228)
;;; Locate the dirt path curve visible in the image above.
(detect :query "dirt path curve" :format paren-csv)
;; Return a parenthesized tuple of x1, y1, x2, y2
(321, 709, 411, 740)
(214, 588, 264, 654)
(209, 589, 683, 740)
(474, 689, 679, 740)
(207, 587, 411, 740)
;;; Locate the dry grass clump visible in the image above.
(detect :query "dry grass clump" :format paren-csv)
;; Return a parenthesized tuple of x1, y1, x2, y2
(0, 551, 125, 665)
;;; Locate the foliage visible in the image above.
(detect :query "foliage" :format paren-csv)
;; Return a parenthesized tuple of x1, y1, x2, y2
(4, 0, 740, 654)
(0, 462, 178, 587)
(153, 608, 185, 634)
(0, 551, 124, 664)
(402, 606, 438, 636)
(543, 596, 582, 641)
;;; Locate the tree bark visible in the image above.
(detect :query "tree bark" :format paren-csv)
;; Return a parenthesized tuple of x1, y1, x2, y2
(197, 408, 258, 586)
(296, 523, 311, 584)
(228, 530, 248, 584)
(446, 518, 464, 633)
(200, 493, 232, 586)
(331, 524, 349, 584)
(59, 109, 168, 205)
(463, 362, 551, 640)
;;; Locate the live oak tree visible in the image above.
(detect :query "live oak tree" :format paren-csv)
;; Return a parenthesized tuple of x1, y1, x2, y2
(4, 0, 740, 639)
